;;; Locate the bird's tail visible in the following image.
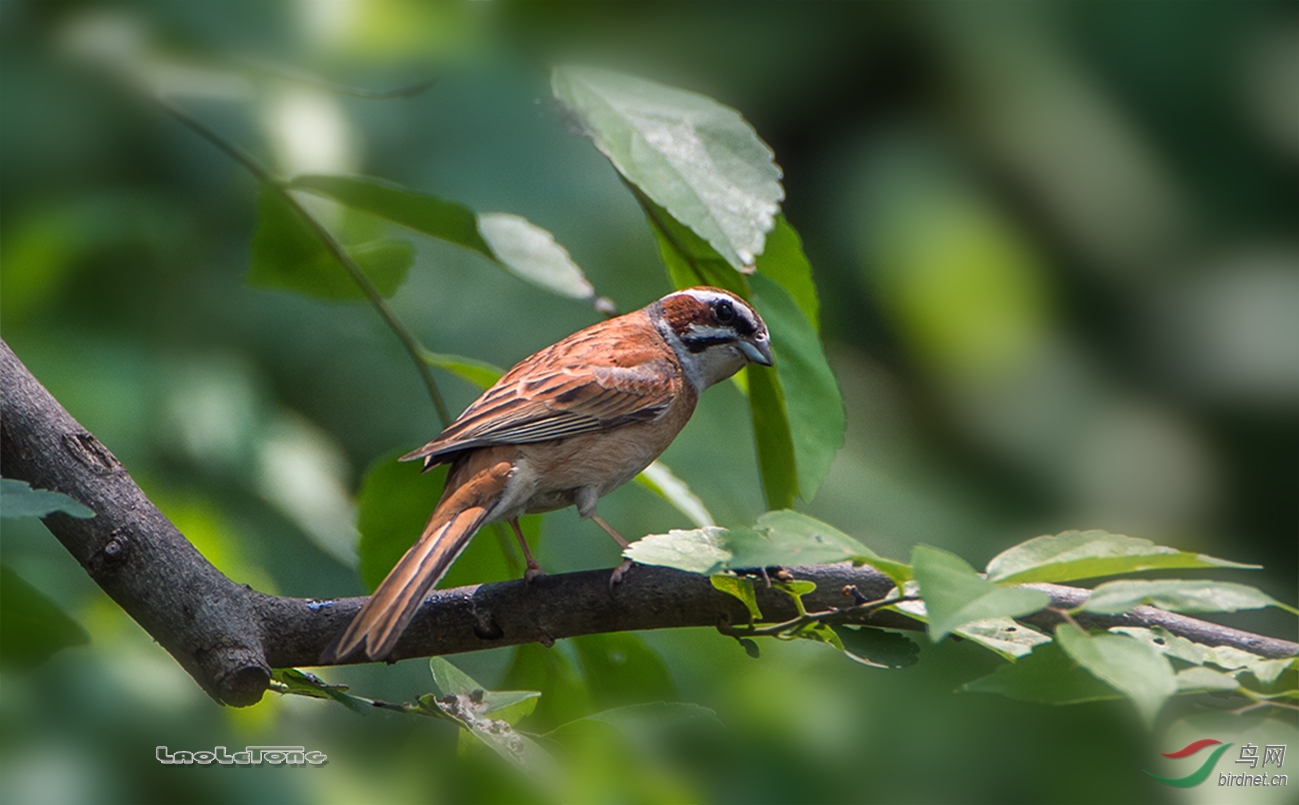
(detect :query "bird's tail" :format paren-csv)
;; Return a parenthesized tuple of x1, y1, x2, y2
(321, 457, 513, 663)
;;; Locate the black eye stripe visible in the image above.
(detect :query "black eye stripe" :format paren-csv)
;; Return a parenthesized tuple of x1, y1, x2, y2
(680, 334, 736, 353)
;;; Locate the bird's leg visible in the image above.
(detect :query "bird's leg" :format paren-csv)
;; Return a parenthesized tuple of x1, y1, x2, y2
(590, 514, 629, 548)
(509, 518, 545, 582)
(591, 515, 635, 588)
(575, 487, 635, 589)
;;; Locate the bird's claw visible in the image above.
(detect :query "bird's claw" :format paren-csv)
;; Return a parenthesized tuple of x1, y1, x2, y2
(608, 558, 634, 592)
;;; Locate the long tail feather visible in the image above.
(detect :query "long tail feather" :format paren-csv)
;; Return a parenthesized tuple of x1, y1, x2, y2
(321, 457, 512, 663)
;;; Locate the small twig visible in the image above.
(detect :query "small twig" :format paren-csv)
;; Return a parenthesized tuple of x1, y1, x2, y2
(231, 58, 439, 99)
(152, 95, 451, 426)
(718, 594, 921, 639)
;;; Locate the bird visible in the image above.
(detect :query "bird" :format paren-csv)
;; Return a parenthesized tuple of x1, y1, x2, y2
(321, 286, 772, 663)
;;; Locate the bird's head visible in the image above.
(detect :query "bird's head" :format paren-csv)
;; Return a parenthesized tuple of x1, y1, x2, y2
(650, 286, 772, 390)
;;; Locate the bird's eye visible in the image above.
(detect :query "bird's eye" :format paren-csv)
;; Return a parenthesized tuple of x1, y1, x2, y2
(713, 300, 736, 325)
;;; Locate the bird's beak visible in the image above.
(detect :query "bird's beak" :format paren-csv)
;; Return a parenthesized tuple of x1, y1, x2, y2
(739, 337, 773, 366)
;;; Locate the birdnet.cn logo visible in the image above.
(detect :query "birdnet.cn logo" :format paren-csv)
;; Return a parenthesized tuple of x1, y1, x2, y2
(1145, 739, 1287, 788)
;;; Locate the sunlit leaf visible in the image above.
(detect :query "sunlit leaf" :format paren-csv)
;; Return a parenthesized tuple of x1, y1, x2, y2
(295, 175, 596, 300)
(756, 215, 819, 332)
(890, 588, 1049, 660)
(960, 642, 1123, 704)
(419, 349, 503, 391)
(624, 512, 910, 586)
(355, 449, 448, 591)
(950, 618, 1052, 661)
(1110, 626, 1296, 688)
(570, 633, 676, 709)
(985, 530, 1259, 584)
(624, 527, 732, 575)
(477, 212, 594, 300)
(248, 185, 413, 299)
(634, 460, 714, 528)
(710, 574, 761, 621)
(1080, 579, 1298, 616)
(750, 273, 844, 503)
(911, 545, 1050, 641)
(1054, 623, 1177, 728)
(552, 65, 783, 270)
(0, 564, 89, 670)
(0, 479, 94, 519)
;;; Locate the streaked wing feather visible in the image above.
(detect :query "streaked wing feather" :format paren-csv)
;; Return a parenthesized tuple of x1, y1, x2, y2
(402, 334, 679, 465)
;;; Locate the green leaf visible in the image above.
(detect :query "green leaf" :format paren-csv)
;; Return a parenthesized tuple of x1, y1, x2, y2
(633, 460, 714, 528)
(623, 512, 911, 585)
(1175, 667, 1241, 693)
(746, 364, 799, 509)
(750, 274, 844, 503)
(774, 579, 817, 618)
(552, 65, 783, 271)
(355, 450, 449, 591)
(270, 668, 372, 712)
(477, 213, 594, 300)
(294, 175, 594, 300)
(791, 621, 844, 651)
(0, 479, 94, 519)
(891, 590, 1051, 660)
(910, 545, 1050, 641)
(570, 633, 676, 710)
(831, 625, 921, 669)
(985, 530, 1259, 584)
(0, 564, 89, 670)
(428, 657, 541, 725)
(960, 642, 1124, 704)
(419, 349, 503, 391)
(950, 618, 1052, 661)
(636, 193, 811, 511)
(292, 174, 494, 256)
(731, 513, 865, 568)
(641, 192, 746, 292)
(1081, 579, 1298, 616)
(756, 216, 819, 332)
(248, 185, 413, 300)
(426, 687, 559, 783)
(710, 574, 761, 621)
(1054, 623, 1177, 728)
(1110, 626, 1296, 688)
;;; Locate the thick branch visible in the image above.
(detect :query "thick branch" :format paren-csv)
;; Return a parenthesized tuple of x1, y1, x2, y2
(2, 339, 1295, 708)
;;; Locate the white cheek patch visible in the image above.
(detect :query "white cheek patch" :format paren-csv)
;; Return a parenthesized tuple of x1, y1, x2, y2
(683, 324, 736, 340)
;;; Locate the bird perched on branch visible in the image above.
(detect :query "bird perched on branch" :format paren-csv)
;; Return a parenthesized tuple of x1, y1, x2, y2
(322, 286, 772, 662)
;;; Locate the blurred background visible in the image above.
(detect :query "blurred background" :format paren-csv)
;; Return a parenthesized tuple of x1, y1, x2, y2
(1, 1, 1295, 803)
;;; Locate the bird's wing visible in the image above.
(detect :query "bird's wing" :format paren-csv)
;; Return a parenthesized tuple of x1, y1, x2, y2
(400, 323, 681, 466)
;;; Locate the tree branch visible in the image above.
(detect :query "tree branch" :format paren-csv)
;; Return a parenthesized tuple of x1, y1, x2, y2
(2, 339, 1295, 708)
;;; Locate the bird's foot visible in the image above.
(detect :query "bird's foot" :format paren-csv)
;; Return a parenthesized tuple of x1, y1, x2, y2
(608, 558, 634, 592)
(524, 561, 546, 583)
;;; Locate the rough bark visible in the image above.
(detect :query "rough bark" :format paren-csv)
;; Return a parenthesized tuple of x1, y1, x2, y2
(3, 339, 1295, 707)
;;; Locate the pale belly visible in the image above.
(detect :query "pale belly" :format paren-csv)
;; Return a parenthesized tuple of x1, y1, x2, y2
(486, 398, 695, 521)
